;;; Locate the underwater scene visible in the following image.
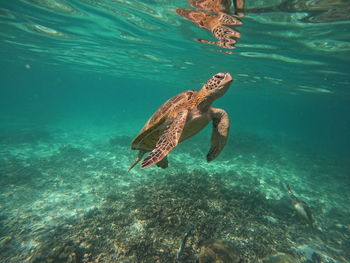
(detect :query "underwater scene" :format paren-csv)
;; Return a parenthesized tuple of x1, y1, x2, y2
(0, 0, 350, 262)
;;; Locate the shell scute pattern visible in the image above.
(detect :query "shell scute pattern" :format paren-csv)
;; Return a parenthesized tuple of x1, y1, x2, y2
(131, 92, 189, 149)
(148, 93, 187, 125)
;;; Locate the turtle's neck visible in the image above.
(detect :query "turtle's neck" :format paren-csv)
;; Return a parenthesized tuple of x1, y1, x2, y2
(196, 90, 216, 112)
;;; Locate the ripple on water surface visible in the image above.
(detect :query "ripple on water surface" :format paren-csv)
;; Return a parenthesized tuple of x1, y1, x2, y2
(0, 0, 348, 91)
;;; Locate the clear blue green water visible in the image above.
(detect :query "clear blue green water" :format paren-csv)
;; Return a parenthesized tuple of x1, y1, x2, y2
(0, 0, 349, 262)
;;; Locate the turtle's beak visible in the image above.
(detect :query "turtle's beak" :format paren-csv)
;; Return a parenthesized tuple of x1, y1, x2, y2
(216, 73, 232, 89)
(223, 72, 233, 84)
(211, 72, 233, 99)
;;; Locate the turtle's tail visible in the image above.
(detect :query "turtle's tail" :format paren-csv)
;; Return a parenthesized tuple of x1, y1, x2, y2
(128, 150, 146, 171)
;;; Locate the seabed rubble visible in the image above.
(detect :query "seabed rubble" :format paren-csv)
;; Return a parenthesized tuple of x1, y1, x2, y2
(0, 130, 349, 263)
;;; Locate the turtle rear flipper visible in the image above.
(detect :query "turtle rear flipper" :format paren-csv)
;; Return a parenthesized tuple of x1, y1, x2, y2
(129, 150, 146, 171)
(156, 156, 168, 169)
(141, 110, 188, 168)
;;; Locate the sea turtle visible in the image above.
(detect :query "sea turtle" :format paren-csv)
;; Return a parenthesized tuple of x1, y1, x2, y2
(286, 184, 314, 226)
(129, 72, 233, 170)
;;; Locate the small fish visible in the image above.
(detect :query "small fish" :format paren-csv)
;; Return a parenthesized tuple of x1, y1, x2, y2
(176, 226, 194, 261)
(286, 184, 314, 226)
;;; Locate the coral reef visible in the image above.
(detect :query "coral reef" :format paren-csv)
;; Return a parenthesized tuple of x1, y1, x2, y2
(22, 170, 299, 263)
(198, 239, 241, 263)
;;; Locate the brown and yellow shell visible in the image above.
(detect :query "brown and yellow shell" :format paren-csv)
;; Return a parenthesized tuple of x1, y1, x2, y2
(131, 90, 197, 151)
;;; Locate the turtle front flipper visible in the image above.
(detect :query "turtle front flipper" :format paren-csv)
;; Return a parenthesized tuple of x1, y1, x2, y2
(141, 110, 188, 169)
(207, 108, 229, 162)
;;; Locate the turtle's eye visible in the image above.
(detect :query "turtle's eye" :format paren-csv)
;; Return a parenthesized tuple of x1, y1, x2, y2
(215, 75, 224, 80)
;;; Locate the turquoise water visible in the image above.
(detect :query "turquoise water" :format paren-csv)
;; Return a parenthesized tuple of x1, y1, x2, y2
(0, 0, 349, 262)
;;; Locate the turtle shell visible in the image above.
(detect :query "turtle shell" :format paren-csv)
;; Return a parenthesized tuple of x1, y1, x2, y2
(131, 90, 195, 151)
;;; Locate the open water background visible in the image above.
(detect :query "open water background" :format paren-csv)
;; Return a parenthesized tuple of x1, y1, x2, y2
(0, 0, 349, 262)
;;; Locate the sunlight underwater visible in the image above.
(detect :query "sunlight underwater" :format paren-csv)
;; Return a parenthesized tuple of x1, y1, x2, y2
(0, 0, 350, 263)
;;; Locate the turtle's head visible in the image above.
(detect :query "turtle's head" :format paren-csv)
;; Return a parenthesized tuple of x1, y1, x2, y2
(201, 72, 233, 100)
